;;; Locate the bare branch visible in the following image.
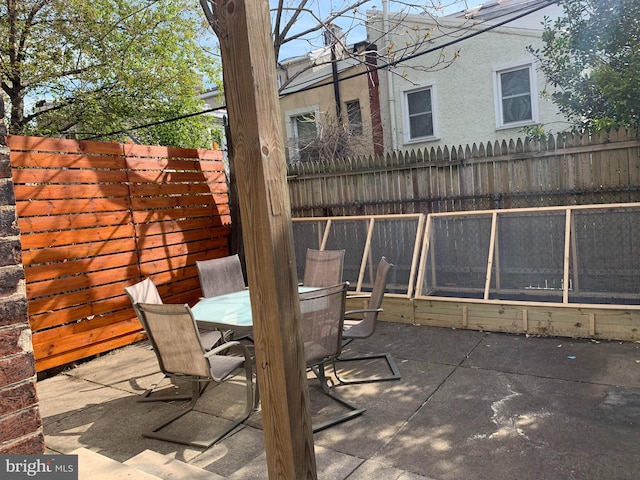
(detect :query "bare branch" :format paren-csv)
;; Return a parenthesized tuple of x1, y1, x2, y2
(199, 0, 219, 36)
(275, 1, 310, 60)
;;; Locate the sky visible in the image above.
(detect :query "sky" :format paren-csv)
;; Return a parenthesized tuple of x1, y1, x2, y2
(273, 0, 488, 61)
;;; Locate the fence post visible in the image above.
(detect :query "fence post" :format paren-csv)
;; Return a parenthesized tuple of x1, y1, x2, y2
(0, 98, 45, 453)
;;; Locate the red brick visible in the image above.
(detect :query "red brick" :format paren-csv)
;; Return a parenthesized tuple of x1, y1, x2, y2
(0, 353, 36, 385)
(0, 265, 23, 296)
(0, 295, 28, 327)
(0, 407, 42, 444)
(0, 381, 38, 416)
(0, 325, 31, 356)
(0, 238, 21, 267)
(0, 431, 45, 454)
(0, 180, 15, 208)
(0, 209, 19, 236)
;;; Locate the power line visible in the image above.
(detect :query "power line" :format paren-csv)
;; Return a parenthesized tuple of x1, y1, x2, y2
(82, 106, 226, 140)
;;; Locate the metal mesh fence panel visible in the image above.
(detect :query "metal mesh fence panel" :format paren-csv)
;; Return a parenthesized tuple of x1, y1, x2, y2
(423, 214, 493, 297)
(418, 204, 640, 305)
(323, 219, 370, 286)
(364, 217, 422, 294)
(292, 215, 424, 296)
(572, 208, 640, 303)
(293, 220, 329, 281)
(495, 211, 566, 301)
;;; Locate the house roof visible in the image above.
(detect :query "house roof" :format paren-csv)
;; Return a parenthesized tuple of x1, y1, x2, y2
(445, 0, 552, 21)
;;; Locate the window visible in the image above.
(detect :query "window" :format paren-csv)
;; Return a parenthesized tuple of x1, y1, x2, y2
(494, 63, 538, 128)
(293, 113, 317, 145)
(402, 86, 437, 143)
(346, 100, 363, 135)
(287, 108, 320, 163)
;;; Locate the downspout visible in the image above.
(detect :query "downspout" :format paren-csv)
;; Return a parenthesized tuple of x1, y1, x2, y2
(383, 0, 398, 152)
(331, 41, 342, 121)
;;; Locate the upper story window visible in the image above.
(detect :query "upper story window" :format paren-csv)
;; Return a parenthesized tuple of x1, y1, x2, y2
(402, 85, 437, 143)
(346, 100, 363, 135)
(286, 106, 320, 163)
(494, 62, 539, 128)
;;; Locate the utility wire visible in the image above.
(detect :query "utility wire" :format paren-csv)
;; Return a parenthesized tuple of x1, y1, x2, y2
(82, 106, 225, 140)
(85, 0, 555, 140)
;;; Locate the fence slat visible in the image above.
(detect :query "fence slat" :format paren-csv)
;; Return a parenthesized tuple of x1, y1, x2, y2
(12, 168, 128, 184)
(21, 238, 137, 265)
(17, 198, 131, 217)
(14, 184, 129, 201)
(20, 224, 136, 250)
(10, 151, 126, 169)
(25, 252, 140, 282)
(18, 212, 132, 232)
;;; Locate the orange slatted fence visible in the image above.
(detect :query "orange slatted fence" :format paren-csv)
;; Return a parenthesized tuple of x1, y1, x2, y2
(8, 135, 230, 372)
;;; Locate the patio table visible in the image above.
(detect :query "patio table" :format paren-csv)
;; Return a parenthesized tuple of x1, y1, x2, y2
(192, 286, 318, 333)
(192, 286, 323, 410)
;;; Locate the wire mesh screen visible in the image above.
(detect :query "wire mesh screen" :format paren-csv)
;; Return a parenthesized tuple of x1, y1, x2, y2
(419, 204, 640, 305)
(571, 208, 640, 303)
(422, 215, 493, 297)
(293, 220, 329, 281)
(362, 217, 422, 294)
(495, 211, 566, 301)
(323, 219, 370, 286)
(292, 215, 424, 296)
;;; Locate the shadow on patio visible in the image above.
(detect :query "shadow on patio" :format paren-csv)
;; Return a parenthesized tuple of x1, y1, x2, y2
(37, 323, 640, 480)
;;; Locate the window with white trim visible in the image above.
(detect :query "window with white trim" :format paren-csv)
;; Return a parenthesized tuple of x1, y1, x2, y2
(286, 106, 320, 163)
(402, 86, 437, 143)
(494, 63, 539, 128)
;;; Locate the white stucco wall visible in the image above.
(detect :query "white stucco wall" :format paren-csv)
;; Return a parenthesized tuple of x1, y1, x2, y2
(370, 4, 569, 153)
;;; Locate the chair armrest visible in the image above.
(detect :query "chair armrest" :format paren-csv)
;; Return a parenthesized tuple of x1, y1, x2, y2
(346, 294, 369, 299)
(345, 307, 383, 317)
(205, 340, 252, 362)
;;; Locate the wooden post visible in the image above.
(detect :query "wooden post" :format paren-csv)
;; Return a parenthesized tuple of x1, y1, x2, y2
(563, 209, 572, 304)
(213, 1, 317, 478)
(484, 211, 498, 300)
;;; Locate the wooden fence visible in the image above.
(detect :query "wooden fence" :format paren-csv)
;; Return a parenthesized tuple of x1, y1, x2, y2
(8, 136, 230, 372)
(10, 128, 640, 371)
(287, 129, 640, 216)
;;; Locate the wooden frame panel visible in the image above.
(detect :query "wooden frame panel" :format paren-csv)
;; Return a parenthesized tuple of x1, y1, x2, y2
(293, 213, 424, 297)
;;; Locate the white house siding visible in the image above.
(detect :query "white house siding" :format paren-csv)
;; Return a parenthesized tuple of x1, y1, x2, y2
(369, 3, 568, 153)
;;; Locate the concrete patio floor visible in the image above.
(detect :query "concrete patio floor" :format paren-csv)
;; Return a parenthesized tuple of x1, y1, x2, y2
(36, 323, 640, 479)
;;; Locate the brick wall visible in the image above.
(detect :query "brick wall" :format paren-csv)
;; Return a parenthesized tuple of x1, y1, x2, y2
(0, 99, 44, 453)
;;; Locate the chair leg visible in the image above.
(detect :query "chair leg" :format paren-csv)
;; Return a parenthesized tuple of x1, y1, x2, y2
(333, 352, 402, 385)
(309, 363, 366, 433)
(137, 373, 195, 403)
(142, 379, 203, 445)
(142, 366, 254, 449)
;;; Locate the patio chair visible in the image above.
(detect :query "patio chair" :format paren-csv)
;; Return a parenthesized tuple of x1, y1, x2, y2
(135, 302, 253, 448)
(302, 248, 345, 287)
(197, 254, 249, 344)
(196, 254, 246, 298)
(333, 257, 401, 384)
(300, 282, 366, 432)
(125, 278, 223, 401)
